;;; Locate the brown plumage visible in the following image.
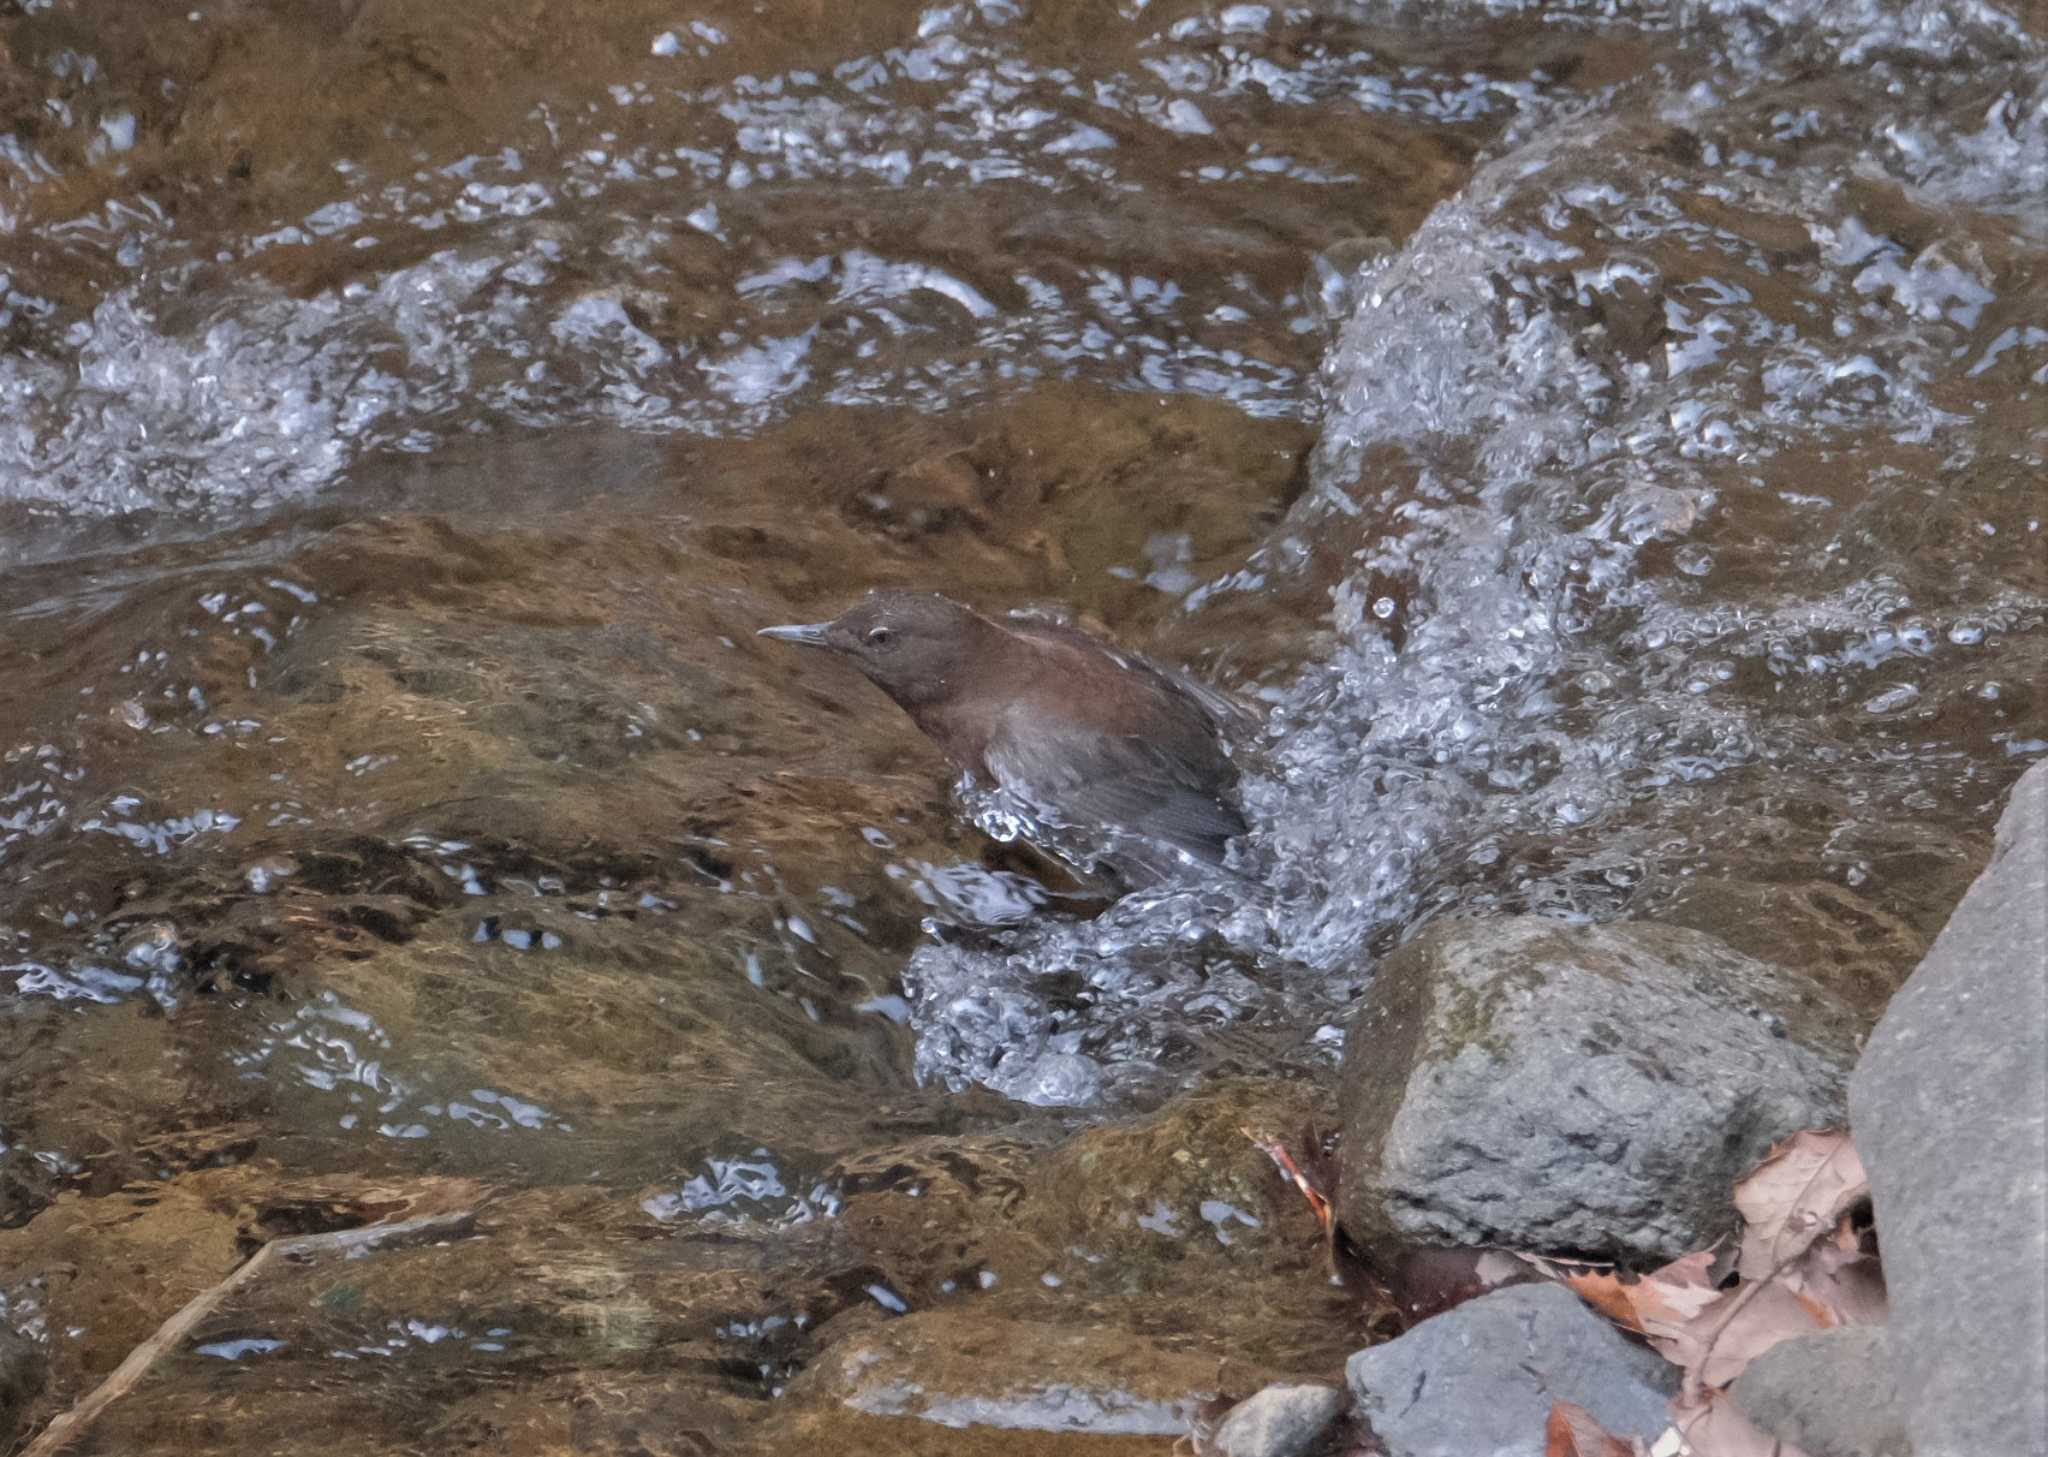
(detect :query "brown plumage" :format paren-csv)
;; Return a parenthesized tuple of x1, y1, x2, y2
(759, 591, 1249, 878)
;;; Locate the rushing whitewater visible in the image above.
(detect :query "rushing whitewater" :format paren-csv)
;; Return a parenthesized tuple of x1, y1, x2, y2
(2, 0, 2041, 1119)
(907, 0, 2046, 1104)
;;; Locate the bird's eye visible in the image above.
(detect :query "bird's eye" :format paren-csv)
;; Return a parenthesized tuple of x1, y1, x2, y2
(867, 626, 894, 648)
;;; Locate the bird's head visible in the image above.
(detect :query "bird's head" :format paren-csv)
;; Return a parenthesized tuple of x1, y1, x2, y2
(758, 591, 990, 706)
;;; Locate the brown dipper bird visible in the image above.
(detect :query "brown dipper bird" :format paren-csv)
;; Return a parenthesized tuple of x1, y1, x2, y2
(759, 592, 1249, 881)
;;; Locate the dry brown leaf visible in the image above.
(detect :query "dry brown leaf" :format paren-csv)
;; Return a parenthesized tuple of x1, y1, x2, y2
(1791, 1222, 1888, 1327)
(1631, 1250, 1724, 1338)
(1672, 1386, 1814, 1457)
(1546, 1400, 1645, 1457)
(1551, 1250, 1720, 1344)
(1686, 1276, 1828, 1390)
(1733, 1130, 1867, 1283)
(1562, 1268, 1647, 1332)
(1539, 1127, 1884, 1457)
(1609, 1154, 1881, 1394)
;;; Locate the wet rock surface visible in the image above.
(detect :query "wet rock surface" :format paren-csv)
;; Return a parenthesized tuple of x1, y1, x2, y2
(1344, 1283, 1674, 1457)
(1209, 1381, 1345, 1457)
(1846, 760, 2048, 1457)
(788, 1307, 1224, 1435)
(1336, 918, 1861, 1262)
(0, 1077, 1351, 1455)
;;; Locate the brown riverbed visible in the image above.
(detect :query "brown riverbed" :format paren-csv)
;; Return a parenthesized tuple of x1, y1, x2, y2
(2, 0, 2044, 1451)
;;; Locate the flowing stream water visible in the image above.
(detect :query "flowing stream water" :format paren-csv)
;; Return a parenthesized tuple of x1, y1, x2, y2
(0, 0, 2041, 1450)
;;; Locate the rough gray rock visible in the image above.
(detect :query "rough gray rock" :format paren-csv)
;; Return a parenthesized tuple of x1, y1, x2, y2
(1338, 917, 1860, 1260)
(1732, 1325, 1908, 1457)
(1345, 1283, 1674, 1457)
(1849, 760, 2048, 1457)
(1212, 1382, 1344, 1457)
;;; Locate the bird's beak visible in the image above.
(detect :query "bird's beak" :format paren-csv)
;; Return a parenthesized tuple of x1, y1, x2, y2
(757, 621, 836, 649)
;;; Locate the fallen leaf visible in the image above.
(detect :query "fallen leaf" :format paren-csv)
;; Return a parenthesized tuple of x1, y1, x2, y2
(1562, 1268, 1647, 1332)
(1538, 1128, 1883, 1457)
(1630, 1250, 1724, 1337)
(1733, 1130, 1867, 1283)
(1550, 1250, 1720, 1342)
(1546, 1400, 1646, 1456)
(1789, 1221, 1888, 1327)
(1684, 1276, 1828, 1390)
(1671, 1385, 1815, 1457)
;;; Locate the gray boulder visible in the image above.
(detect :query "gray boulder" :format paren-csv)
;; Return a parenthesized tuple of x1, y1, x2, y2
(1345, 1282, 1673, 1456)
(1211, 1382, 1345, 1457)
(1848, 760, 2047, 1457)
(1732, 1325, 1908, 1457)
(1339, 916, 1859, 1261)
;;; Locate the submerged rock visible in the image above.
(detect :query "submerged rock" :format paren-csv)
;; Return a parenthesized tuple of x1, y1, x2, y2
(785, 1309, 1225, 1436)
(1846, 760, 2048, 1457)
(0, 1322, 46, 1449)
(1337, 916, 1859, 1261)
(1210, 1382, 1344, 1457)
(1344, 1283, 1673, 1457)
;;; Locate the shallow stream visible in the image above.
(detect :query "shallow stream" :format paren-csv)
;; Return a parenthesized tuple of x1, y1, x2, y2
(1, 0, 2041, 1450)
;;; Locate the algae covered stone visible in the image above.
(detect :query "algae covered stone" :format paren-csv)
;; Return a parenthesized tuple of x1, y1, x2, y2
(1338, 917, 1860, 1261)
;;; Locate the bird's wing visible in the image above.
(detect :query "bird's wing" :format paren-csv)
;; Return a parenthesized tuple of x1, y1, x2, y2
(1005, 615, 1258, 740)
(982, 708, 1247, 867)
